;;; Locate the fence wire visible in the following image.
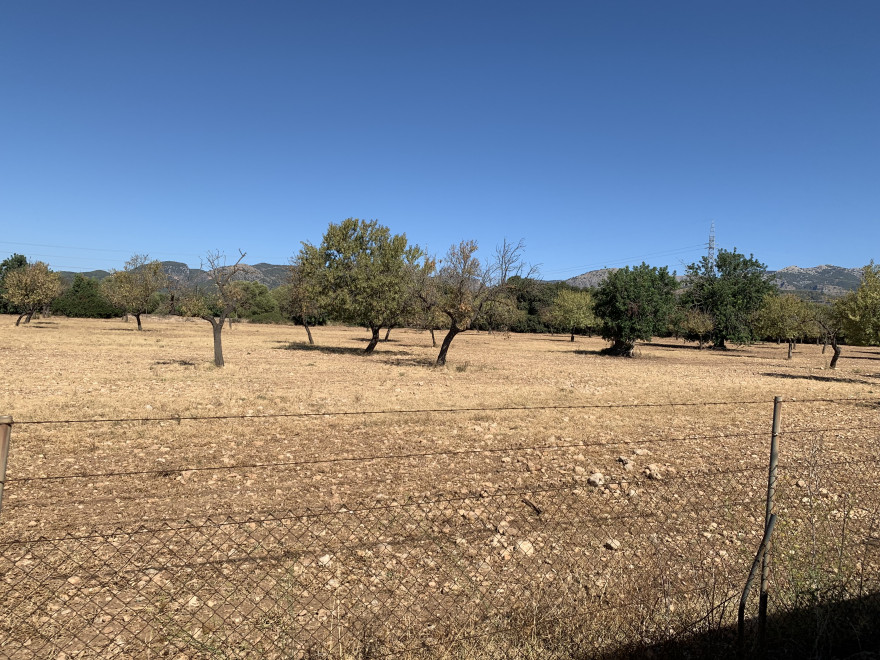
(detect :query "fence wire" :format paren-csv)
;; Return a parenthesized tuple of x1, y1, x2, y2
(0, 400, 878, 658)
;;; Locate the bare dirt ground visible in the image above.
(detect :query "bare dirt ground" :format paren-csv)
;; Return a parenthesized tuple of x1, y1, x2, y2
(0, 315, 878, 658)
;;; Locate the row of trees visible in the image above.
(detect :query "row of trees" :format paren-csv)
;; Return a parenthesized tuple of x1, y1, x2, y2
(593, 252, 880, 368)
(2, 222, 879, 370)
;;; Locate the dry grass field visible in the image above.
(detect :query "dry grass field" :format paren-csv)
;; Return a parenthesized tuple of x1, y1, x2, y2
(1, 314, 879, 658)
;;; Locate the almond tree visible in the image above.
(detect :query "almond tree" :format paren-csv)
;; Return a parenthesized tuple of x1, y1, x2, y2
(176, 251, 246, 367)
(2, 261, 62, 326)
(546, 288, 596, 342)
(433, 238, 533, 366)
(836, 261, 880, 348)
(754, 293, 815, 359)
(297, 219, 424, 354)
(102, 255, 168, 330)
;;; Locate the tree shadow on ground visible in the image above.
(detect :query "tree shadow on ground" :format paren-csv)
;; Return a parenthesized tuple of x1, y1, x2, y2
(277, 342, 410, 357)
(591, 590, 880, 659)
(378, 356, 437, 368)
(573, 349, 604, 356)
(643, 341, 706, 351)
(106, 328, 156, 332)
(760, 372, 869, 385)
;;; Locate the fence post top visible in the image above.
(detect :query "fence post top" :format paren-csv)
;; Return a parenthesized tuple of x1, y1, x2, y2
(0, 416, 12, 425)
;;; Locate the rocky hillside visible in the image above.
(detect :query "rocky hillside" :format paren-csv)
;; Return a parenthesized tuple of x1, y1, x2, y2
(564, 264, 863, 298)
(58, 261, 291, 289)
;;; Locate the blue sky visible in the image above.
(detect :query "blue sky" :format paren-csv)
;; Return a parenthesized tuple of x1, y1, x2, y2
(2, 1, 878, 278)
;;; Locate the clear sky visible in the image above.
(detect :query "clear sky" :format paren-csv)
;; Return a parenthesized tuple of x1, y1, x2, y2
(2, 1, 878, 278)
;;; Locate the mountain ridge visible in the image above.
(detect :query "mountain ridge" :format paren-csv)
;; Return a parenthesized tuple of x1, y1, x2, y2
(56, 262, 864, 297)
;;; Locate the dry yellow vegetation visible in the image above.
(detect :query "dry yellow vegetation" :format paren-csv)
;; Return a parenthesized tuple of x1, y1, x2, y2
(0, 314, 878, 658)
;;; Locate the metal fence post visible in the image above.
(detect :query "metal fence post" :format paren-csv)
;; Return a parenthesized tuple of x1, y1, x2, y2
(0, 415, 12, 518)
(759, 396, 782, 648)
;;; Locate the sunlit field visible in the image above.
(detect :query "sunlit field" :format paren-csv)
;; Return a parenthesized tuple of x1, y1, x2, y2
(1, 314, 878, 658)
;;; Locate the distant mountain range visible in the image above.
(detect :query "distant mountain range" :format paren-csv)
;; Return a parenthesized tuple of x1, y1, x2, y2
(58, 262, 863, 298)
(59, 261, 292, 289)
(564, 264, 863, 298)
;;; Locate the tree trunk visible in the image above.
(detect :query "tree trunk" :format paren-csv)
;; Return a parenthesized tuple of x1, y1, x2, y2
(24, 311, 34, 324)
(787, 341, 793, 360)
(202, 316, 225, 367)
(364, 326, 381, 354)
(15, 313, 26, 326)
(607, 339, 636, 357)
(430, 328, 436, 348)
(822, 336, 828, 354)
(304, 322, 314, 345)
(830, 338, 841, 369)
(384, 327, 393, 341)
(570, 332, 575, 342)
(135, 313, 143, 331)
(436, 326, 461, 366)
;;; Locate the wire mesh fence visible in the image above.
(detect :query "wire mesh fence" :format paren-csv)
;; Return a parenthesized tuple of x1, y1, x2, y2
(0, 397, 878, 658)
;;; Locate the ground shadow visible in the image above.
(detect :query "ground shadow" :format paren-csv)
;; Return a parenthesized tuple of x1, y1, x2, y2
(591, 590, 880, 659)
(643, 341, 706, 351)
(760, 372, 869, 385)
(378, 356, 437, 368)
(277, 342, 410, 357)
(154, 360, 196, 367)
(573, 349, 604, 356)
(106, 328, 156, 333)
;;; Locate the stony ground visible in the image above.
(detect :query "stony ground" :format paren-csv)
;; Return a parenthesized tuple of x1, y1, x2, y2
(0, 315, 878, 658)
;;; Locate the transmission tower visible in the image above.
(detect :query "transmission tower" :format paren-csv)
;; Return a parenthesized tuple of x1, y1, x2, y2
(707, 221, 716, 275)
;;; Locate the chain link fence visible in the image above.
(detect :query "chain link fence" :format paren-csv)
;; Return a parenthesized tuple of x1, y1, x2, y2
(0, 399, 878, 658)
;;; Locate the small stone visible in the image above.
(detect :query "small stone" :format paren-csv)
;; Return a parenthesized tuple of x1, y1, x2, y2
(633, 448, 650, 456)
(496, 521, 510, 535)
(67, 576, 82, 586)
(317, 554, 332, 566)
(515, 540, 535, 556)
(604, 539, 621, 551)
(588, 472, 605, 487)
(574, 466, 586, 475)
(797, 480, 807, 488)
(645, 464, 663, 480)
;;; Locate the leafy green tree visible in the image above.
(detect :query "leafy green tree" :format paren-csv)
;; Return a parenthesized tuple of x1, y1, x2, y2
(753, 293, 815, 359)
(812, 302, 844, 369)
(682, 249, 774, 348)
(53, 274, 121, 319)
(2, 261, 63, 325)
(297, 219, 424, 354)
(593, 263, 678, 357)
(175, 251, 247, 367)
(676, 307, 715, 349)
(276, 259, 325, 344)
(433, 238, 533, 365)
(836, 261, 880, 347)
(0, 254, 28, 314)
(546, 288, 596, 341)
(229, 280, 281, 323)
(102, 255, 168, 330)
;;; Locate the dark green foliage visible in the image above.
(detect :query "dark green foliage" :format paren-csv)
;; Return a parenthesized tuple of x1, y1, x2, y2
(682, 249, 775, 348)
(52, 274, 122, 318)
(0, 253, 27, 314)
(593, 263, 678, 356)
(229, 281, 280, 320)
(506, 277, 581, 333)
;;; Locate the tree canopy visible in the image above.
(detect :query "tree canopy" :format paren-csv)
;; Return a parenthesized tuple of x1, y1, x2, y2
(0, 253, 28, 314)
(682, 249, 774, 348)
(102, 255, 168, 330)
(297, 218, 425, 354)
(836, 261, 880, 346)
(593, 263, 678, 357)
(2, 261, 63, 325)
